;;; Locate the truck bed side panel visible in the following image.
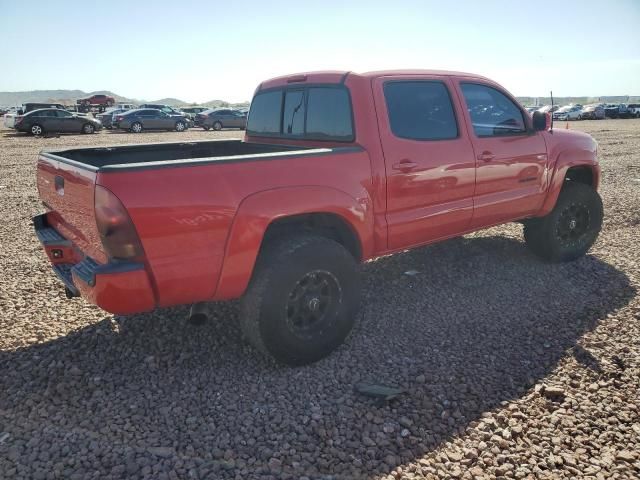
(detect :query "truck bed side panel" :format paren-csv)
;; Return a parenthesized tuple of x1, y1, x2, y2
(96, 149, 374, 307)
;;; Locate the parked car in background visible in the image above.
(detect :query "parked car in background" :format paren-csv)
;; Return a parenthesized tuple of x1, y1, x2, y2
(113, 108, 189, 133)
(553, 105, 583, 121)
(524, 106, 540, 114)
(97, 108, 127, 129)
(15, 108, 102, 135)
(604, 103, 635, 118)
(537, 105, 560, 114)
(180, 106, 209, 120)
(4, 103, 67, 128)
(64, 105, 90, 116)
(77, 94, 115, 113)
(137, 104, 183, 115)
(115, 103, 135, 110)
(627, 104, 640, 118)
(580, 104, 606, 120)
(196, 108, 247, 130)
(21, 103, 66, 114)
(34, 69, 603, 365)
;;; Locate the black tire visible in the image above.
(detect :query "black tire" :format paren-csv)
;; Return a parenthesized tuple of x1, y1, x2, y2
(203, 126, 210, 131)
(213, 121, 223, 131)
(524, 182, 603, 262)
(175, 121, 186, 132)
(240, 235, 361, 366)
(130, 122, 143, 133)
(82, 123, 95, 134)
(30, 124, 44, 136)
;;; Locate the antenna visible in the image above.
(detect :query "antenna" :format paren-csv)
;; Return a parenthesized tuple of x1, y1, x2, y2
(550, 90, 554, 132)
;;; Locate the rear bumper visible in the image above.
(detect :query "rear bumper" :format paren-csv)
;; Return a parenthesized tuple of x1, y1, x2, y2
(34, 214, 156, 315)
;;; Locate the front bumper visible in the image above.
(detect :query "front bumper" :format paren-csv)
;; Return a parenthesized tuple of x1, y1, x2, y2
(34, 214, 156, 314)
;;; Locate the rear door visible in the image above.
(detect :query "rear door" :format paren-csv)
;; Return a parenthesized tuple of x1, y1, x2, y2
(139, 110, 158, 128)
(456, 81, 548, 228)
(373, 75, 476, 250)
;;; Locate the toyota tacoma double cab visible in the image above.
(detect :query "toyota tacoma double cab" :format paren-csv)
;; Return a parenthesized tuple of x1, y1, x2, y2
(35, 70, 602, 365)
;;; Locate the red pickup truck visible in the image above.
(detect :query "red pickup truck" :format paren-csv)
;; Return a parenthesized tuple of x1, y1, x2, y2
(76, 94, 115, 113)
(35, 70, 602, 365)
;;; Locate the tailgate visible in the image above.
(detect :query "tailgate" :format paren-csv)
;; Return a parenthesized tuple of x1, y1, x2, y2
(37, 153, 106, 263)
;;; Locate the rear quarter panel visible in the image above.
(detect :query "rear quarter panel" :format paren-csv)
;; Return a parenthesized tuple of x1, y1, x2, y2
(97, 149, 374, 307)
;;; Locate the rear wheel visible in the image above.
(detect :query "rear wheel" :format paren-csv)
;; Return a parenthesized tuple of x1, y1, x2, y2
(203, 126, 210, 131)
(82, 123, 95, 134)
(524, 182, 603, 262)
(131, 122, 143, 133)
(213, 121, 222, 131)
(30, 124, 43, 136)
(240, 235, 361, 366)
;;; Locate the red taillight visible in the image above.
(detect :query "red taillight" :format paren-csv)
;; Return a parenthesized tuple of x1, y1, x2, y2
(116, 115, 124, 121)
(15, 115, 23, 125)
(94, 185, 144, 261)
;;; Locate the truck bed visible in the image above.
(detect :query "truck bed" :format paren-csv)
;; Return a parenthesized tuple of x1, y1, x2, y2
(42, 139, 325, 171)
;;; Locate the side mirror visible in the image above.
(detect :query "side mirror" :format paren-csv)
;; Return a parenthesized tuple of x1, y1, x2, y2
(532, 111, 549, 131)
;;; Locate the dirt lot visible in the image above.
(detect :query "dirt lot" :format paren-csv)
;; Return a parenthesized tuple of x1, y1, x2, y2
(0, 121, 639, 480)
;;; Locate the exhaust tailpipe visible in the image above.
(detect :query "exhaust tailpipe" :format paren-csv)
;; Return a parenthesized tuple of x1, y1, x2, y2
(188, 302, 209, 325)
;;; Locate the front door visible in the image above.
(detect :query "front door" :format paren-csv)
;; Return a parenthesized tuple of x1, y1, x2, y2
(373, 76, 477, 250)
(456, 81, 548, 228)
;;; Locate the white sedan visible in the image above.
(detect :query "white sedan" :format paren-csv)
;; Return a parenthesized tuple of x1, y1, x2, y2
(553, 105, 583, 121)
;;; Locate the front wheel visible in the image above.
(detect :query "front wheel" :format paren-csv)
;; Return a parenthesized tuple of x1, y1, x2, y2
(82, 123, 95, 134)
(240, 235, 361, 366)
(524, 182, 603, 262)
(175, 121, 186, 132)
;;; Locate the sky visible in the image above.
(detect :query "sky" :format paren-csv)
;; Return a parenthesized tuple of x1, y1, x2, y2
(1, 0, 639, 103)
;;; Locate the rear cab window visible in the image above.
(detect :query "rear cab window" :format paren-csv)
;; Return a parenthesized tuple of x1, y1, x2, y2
(383, 81, 458, 141)
(248, 85, 354, 141)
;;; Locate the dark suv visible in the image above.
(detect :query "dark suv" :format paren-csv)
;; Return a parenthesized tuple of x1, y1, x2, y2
(18, 103, 66, 115)
(138, 104, 184, 115)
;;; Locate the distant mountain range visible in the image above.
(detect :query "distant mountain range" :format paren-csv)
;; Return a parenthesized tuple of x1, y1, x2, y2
(0, 90, 250, 108)
(0, 89, 637, 109)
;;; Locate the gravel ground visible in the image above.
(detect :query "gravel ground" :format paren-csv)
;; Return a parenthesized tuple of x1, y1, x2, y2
(0, 121, 639, 480)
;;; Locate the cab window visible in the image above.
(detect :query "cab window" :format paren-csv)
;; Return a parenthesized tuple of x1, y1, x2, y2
(460, 83, 526, 137)
(384, 81, 458, 140)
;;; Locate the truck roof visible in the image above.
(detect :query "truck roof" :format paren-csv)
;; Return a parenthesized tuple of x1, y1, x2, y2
(258, 69, 490, 90)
